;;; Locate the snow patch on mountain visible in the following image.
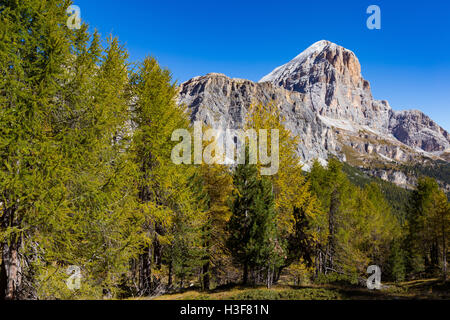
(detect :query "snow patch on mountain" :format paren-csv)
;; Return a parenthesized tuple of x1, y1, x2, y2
(259, 40, 330, 83)
(318, 115, 357, 132)
(259, 40, 356, 84)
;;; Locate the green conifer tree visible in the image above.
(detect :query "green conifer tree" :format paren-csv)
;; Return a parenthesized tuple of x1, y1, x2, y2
(1, 0, 141, 299)
(0, 0, 74, 299)
(227, 161, 279, 285)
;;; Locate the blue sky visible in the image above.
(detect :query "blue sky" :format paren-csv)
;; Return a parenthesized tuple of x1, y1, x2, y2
(74, 0, 450, 131)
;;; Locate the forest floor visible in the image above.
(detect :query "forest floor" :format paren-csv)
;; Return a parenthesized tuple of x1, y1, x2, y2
(149, 279, 449, 300)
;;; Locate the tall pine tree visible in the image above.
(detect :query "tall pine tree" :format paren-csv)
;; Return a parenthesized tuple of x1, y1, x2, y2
(227, 161, 279, 285)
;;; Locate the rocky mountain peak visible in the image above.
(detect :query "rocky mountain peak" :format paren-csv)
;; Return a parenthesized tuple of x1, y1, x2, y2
(259, 40, 367, 94)
(178, 40, 450, 188)
(259, 40, 386, 132)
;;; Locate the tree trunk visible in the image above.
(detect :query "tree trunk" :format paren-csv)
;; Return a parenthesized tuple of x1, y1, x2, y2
(316, 249, 323, 276)
(267, 265, 273, 289)
(138, 246, 152, 295)
(431, 239, 439, 273)
(1, 206, 22, 300)
(201, 234, 211, 291)
(202, 260, 210, 291)
(168, 260, 173, 287)
(243, 262, 248, 285)
(442, 222, 447, 282)
(327, 189, 339, 272)
(153, 224, 164, 271)
(1, 237, 22, 300)
(273, 266, 283, 284)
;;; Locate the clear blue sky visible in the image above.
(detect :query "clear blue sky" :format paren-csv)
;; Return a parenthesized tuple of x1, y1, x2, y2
(74, 0, 450, 131)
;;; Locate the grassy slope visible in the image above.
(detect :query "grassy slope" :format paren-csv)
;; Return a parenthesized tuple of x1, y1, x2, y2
(151, 279, 449, 300)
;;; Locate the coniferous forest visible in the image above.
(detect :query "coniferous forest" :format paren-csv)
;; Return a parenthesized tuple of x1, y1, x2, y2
(0, 1, 449, 301)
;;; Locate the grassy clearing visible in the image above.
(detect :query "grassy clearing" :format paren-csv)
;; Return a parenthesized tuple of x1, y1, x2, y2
(148, 279, 449, 300)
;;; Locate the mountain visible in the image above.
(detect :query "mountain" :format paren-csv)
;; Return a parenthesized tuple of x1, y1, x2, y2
(177, 40, 450, 189)
(259, 40, 449, 154)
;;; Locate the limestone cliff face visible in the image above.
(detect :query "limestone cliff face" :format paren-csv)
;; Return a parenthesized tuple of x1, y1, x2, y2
(178, 73, 335, 163)
(389, 110, 450, 152)
(259, 40, 392, 134)
(177, 40, 450, 179)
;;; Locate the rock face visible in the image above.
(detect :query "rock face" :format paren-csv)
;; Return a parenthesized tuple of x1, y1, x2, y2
(177, 40, 450, 175)
(260, 40, 385, 131)
(178, 73, 333, 163)
(389, 110, 449, 152)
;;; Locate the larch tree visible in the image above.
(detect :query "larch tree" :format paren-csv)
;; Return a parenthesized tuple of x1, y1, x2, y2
(1, 0, 141, 299)
(245, 103, 325, 282)
(407, 177, 446, 276)
(431, 190, 449, 281)
(129, 57, 205, 295)
(199, 163, 234, 290)
(0, 0, 75, 299)
(308, 157, 350, 274)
